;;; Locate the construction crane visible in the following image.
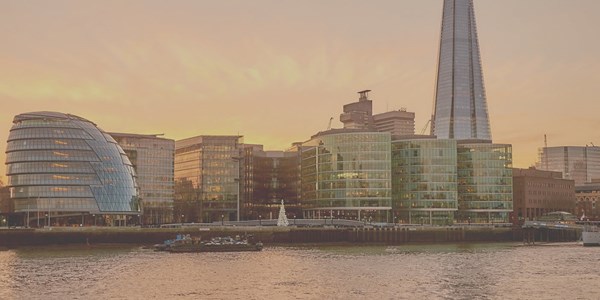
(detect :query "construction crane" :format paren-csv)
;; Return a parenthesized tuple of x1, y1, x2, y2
(327, 117, 333, 130)
(420, 119, 431, 135)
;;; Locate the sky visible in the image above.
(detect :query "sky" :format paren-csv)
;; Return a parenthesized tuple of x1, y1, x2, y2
(1, 0, 599, 182)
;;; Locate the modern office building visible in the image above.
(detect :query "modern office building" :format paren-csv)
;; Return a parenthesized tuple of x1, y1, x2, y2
(373, 109, 415, 136)
(431, 0, 492, 141)
(5, 111, 139, 227)
(240, 144, 301, 220)
(392, 137, 458, 225)
(0, 185, 10, 226)
(512, 167, 575, 224)
(340, 90, 375, 130)
(110, 132, 175, 225)
(456, 142, 513, 223)
(174, 135, 241, 223)
(301, 129, 392, 222)
(537, 146, 600, 186)
(340, 89, 416, 136)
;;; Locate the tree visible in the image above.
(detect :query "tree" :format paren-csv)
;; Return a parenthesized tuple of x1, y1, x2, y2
(277, 200, 289, 227)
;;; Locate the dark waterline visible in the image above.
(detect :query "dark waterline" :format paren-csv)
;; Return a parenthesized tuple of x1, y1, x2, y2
(0, 243, 598, 299)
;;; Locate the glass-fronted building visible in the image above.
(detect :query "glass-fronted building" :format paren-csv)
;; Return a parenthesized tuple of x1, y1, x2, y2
(432, 0, 492, 141)
(110, 132, 174, 225)
(392, 138, 457, 225)
(174, 135, 241, 223)
(241, 144, 301, 220)
(5, 111, 139, 227)
(537, 146, 600, 186)
(301, 129, 391, 222)
(456, 142, 513, 223)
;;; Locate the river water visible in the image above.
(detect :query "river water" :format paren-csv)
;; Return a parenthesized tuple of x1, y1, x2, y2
(0, 242, 598, 299)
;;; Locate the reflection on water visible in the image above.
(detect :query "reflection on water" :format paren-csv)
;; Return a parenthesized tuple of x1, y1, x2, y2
(0, 243, 598, 299)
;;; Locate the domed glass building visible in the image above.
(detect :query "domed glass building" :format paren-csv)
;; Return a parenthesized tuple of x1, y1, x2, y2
(5, 112, 139, 226)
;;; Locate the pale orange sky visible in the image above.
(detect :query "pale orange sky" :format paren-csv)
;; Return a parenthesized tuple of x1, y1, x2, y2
(1, 0, 600, 181)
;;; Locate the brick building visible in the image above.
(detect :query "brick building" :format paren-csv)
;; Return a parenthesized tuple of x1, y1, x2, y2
(512, 167, 575, 224)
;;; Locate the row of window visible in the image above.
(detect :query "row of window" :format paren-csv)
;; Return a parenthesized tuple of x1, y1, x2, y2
(6, 150, 100, 163)
(9, 128, 92, 141)
(6, 139, 93, 152)
(7, 161, 96, 175)
(8, 174, 101, 186)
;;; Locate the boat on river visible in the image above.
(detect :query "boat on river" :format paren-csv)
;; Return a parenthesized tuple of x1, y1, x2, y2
(154, 234, 263, 252)
(582, 221, 600, 246)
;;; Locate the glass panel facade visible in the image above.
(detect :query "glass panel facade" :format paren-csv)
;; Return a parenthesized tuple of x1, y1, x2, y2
(392, 139, 458, 225)
(433, 0, 491, 140)
(456, 143, 513, 223)
(111, 133, 175, 224)
(537, 146, 600, 186)
(4, 112, 139, 223)
(301, 131, 392, 222)
(174, 136, 241, 223)
(240, 146, 301, 221)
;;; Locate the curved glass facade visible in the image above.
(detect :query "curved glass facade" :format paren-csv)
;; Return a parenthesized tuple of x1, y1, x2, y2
(5, 112, 139, 224)
(392, 139, 458, 225)
(301, 130, 391, 222)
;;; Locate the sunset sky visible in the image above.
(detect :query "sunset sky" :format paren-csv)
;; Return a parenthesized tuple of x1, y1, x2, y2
(1, 0, 599, 181)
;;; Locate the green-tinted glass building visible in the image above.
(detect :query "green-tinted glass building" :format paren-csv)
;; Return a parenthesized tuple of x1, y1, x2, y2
(392, 138, 457, 225)
(456, 142, 513, 223)
(301, 129, 391, 222)
(174, 135, 242, 223)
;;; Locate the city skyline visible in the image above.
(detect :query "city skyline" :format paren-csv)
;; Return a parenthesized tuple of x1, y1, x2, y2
(2, 0, 600, 181)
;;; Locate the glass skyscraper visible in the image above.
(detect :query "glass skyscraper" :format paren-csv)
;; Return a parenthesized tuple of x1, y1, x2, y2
(5, 112, 139, 226)
(301, 130, 391, 222)
(432, 0, 492, 141)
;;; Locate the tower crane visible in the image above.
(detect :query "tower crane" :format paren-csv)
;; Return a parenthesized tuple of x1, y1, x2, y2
(420, 119, 431, 135)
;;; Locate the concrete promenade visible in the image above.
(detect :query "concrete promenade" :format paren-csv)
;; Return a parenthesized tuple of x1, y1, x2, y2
(0, 224, 579, 247)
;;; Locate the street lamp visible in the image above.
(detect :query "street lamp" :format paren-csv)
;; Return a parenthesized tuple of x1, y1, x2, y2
(221, 214, 224, 226)
(293, 215, 296, 226)
(181, 214, 185, 226)
(259, 215, 262, 226)
(93, 214, 96, 227)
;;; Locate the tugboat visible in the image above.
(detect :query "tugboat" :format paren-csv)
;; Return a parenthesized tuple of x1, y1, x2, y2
(155, 234, 263, 253)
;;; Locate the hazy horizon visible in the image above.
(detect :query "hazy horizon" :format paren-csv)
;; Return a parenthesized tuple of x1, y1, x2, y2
(2, 0, 600, 181)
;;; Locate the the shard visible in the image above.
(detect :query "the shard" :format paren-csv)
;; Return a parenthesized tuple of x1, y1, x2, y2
(432, 0, 492, 141)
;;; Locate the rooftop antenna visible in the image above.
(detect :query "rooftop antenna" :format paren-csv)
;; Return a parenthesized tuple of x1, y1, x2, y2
(544, 134, 548, 170)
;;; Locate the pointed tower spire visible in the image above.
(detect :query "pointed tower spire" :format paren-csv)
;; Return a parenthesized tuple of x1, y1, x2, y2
(432, 0, 492, 141)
